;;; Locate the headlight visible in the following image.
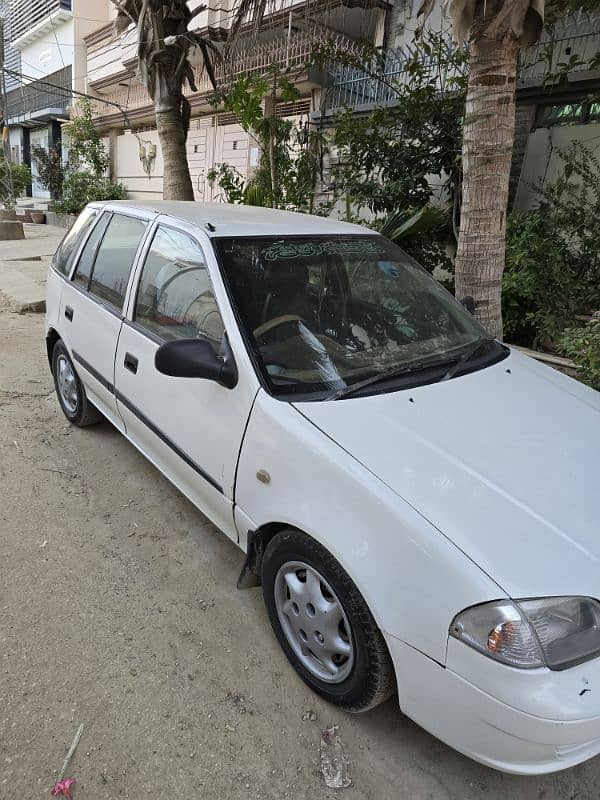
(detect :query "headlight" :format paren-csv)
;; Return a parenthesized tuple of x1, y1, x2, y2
(450, 597, 600, 670)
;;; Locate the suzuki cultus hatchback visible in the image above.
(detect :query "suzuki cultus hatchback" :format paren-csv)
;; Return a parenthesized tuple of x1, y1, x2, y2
(46, 201, 600, 774)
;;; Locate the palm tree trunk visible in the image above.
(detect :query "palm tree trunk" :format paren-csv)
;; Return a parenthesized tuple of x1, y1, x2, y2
(455, 33, 520, 340)
(155, 105, 194, 201)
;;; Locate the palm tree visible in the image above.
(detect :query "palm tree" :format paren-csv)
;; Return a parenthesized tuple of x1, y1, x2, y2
(425, 0, 545, 338)
(111, 0, 218, 200)
(226, 0, 544, 338)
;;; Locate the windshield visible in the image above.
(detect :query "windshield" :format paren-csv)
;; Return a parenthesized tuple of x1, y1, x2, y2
(215, 235, 500, 398)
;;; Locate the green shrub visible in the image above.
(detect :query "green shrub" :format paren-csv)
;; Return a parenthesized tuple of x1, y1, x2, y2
(62, 99, 109, 177)
(11, 163, 31, 197)
(560, 317, 600, 391)
(503, 144, 600, 348)
(0, 151, 30, 205)
(31, 145, 65, 198)
(54, 171, 126, 215)
(503, 212, 574, 346)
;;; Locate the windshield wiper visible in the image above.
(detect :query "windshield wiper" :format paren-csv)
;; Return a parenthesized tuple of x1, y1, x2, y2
(328, 336, 498, 400)
(439, 336, 496, 382)
(329, 353, 460, 400)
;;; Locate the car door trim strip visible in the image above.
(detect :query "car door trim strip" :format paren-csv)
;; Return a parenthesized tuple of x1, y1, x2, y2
(114, 389, 224, 495)
(72, 349, 223, 495)
(72, 350, 115, 394)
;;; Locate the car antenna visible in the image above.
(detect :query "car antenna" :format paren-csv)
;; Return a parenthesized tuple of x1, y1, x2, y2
(205, 222, 216, 232)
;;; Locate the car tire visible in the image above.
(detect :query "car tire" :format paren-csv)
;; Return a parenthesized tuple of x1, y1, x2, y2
(262, 529, 396, 712)
(52, 340, 102, 427)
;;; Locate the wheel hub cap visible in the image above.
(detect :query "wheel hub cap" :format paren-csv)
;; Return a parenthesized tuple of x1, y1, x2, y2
(274, 561, 354, 683)
(57, 355, 78, 414)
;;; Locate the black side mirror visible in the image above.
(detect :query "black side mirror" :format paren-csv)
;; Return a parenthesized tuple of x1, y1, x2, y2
(155, 336, 238, 389)
(460, 296, 475, 315)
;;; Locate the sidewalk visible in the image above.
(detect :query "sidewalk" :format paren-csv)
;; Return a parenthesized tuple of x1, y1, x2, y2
(0, 223, 65, 313)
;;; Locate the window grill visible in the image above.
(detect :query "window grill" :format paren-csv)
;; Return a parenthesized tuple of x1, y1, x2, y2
(276, 99, 311, 117)
(8, 0, 72, 43)
(5, 65, 72, 121)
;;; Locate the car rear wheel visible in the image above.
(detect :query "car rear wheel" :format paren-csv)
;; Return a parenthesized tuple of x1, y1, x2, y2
(262, 529, 395, 712)
(52, 340, 102, 427)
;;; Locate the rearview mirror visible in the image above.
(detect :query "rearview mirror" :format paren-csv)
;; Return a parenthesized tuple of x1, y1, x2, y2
(155, 337, 238, 389)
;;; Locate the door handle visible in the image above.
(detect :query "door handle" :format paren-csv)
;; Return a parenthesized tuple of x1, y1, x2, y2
(124, 352, 138, 374)
(65, 305, 73, 321)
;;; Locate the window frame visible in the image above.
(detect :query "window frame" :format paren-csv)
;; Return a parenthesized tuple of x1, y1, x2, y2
(128, 220, 224, 346)
(535, 98, 600, 129)
(50, 206, 99, 280)
(52, 206, 98, 277)
(71, 210, 113, 291)
(67, 209, 151, 320)
(87, 208, 152, 318)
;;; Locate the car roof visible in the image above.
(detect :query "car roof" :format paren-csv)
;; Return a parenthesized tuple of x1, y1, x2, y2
(92, 200, 374, 238)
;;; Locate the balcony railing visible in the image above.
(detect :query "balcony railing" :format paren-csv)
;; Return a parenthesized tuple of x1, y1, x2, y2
(520, 16, 600, 83)
(326, 17, 600, 112)
(8, 0, 71, 44)
(5, 66, 72, 122)
(326, 42, 461, 110)
(92, 28, 359, 121)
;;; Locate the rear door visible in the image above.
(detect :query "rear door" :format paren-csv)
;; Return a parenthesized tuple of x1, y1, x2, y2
(114, 219, 259, 540)
(59, 209, 152, 428)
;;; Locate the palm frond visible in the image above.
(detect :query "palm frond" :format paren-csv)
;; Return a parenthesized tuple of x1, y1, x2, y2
(194, 37, 221, 91)
(380, 205, 445, 242)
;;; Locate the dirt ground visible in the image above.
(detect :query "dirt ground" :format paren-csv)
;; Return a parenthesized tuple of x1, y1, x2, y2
(1, 310, 599, 800)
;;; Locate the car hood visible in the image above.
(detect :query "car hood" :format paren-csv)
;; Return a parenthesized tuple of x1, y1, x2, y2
(294, 350, 600, 600)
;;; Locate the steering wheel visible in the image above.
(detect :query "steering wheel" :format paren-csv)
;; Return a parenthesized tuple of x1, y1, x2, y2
(253, 314, 308, 340)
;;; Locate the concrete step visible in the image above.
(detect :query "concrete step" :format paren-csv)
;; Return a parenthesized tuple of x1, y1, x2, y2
(0, 259, 49, 313)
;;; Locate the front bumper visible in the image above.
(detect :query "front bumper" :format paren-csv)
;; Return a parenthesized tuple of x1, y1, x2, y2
(386, 634, 600, 774)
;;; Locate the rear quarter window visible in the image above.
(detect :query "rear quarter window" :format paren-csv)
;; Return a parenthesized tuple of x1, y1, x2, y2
(53, 207, 98, 276)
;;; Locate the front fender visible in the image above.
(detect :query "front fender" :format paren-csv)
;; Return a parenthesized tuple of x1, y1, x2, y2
(234, 390, 504, 665)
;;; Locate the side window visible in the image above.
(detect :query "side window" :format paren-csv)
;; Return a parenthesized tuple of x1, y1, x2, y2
(73, 212, 111, 289)
(53, 207, 97, 275)
(89, 214, 147, 309)
(134, 225, 225, 345)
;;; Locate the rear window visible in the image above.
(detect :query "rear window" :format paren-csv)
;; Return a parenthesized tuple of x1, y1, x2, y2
(53, 207, 98, 275)
(89, 213, 147, 310)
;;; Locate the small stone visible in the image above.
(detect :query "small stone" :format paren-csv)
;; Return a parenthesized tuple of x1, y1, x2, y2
(302, 710, 317, 721)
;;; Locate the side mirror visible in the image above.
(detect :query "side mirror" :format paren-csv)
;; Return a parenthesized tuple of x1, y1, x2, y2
(460, 296, 475, 315)
(155, 336, 238, 389)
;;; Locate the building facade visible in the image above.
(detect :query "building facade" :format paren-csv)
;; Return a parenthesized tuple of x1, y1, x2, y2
(326, 3, 600, 209)
(4, 0, 597, 204)
(2, 0, 111, 197)
(83, 0, 389, 200)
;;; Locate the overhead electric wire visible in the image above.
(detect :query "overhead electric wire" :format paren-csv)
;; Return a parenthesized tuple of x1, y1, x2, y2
(0, 65, 135, 129)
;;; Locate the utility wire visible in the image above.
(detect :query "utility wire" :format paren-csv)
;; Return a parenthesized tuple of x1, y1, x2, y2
(0, 66, 135, 128)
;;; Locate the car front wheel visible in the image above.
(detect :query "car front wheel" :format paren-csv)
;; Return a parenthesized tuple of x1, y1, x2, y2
(262, 529, 395, 712)
(52, 340, 102, 427)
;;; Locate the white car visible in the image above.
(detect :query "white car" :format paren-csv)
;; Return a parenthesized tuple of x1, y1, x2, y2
(46, 201, 600, 775)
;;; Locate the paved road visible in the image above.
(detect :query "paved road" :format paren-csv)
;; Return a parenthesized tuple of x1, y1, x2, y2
(1, 311, 598, 799)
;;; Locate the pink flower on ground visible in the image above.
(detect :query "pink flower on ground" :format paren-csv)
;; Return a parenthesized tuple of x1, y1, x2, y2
(50, 778, 76, 799)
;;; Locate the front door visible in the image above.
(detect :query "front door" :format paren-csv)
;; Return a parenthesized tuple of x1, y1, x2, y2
(114, 221, 258, 540)
(59, 210, 150, 428)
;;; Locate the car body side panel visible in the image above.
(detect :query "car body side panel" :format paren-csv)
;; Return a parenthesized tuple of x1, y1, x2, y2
(57, 282, 124, 429)
(45, 266, 63, 335)
(234, 390, 503, 664)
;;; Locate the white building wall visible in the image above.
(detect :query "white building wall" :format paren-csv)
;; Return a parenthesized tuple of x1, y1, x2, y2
(113, 117, 258, 201)
(513, 123, 600, 211)
(115, 129, 163, 199)
(19, 19, 75, 82)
